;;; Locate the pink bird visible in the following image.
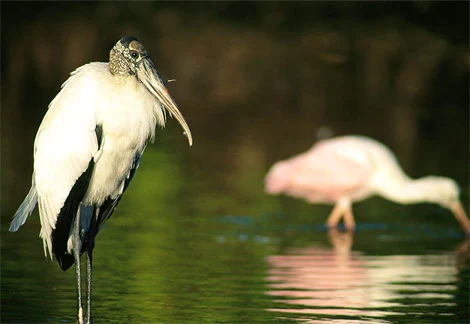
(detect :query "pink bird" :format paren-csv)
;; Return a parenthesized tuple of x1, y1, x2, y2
(265, 135, 470, 235)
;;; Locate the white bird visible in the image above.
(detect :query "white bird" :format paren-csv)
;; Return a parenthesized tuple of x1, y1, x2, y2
(9, 36, 192, 324)
(265, 135, 470, 235)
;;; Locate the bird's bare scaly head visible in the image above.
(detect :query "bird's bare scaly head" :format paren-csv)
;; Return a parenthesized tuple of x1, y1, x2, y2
(109, 36, 192, 146)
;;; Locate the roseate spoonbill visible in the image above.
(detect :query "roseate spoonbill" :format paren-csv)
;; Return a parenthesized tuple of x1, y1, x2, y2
(265, 135, 470, 234)
(9, 36, 192, 324)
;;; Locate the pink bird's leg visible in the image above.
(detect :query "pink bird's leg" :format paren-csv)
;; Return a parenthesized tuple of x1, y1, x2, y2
(326, 202, 344, 228)
(342, 202, 355, 231)
(326, 198, 354, 230)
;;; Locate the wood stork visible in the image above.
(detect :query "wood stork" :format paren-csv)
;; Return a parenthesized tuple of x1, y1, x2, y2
(265, 135, 470, 235)
(9, 36, 192, 324)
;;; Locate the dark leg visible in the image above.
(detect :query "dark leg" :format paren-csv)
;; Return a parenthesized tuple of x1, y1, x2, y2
(86, 249, 93, 324)
(73, 209, 84, 324)
(86, 206, 97, 324)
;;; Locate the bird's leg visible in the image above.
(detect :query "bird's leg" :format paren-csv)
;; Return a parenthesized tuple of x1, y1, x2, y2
(326, 198, 354, 230)
(86, 248, 93, 324)
(85, 207, 98, 324)
(326, 202, 345, 228)
(342, 203, 356, 231)
(72, 209, 84, 324)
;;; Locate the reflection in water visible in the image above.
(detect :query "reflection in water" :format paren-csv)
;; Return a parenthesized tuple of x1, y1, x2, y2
(265, 229, 461, 322)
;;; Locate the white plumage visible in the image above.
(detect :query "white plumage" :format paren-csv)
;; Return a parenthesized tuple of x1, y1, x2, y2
(15, 61, 166, 258)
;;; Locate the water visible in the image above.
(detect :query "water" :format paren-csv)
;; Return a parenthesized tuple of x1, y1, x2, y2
(2, 206, 469, 323)
(1, 2, 469, 323)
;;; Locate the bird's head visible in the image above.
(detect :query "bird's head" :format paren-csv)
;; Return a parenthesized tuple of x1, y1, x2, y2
(109, 36, 192, 146)
(264, 162, 292, 195)
(423, 176, 469, 235)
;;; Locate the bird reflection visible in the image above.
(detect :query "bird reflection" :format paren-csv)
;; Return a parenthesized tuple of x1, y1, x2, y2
(265, 229, 387, 318)
(265, 229, 461, 320)
(327, 228, 353, 255)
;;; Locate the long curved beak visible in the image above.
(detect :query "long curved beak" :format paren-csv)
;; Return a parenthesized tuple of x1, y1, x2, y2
(451, 202, 470, 237)
(137, 57, 193, 146)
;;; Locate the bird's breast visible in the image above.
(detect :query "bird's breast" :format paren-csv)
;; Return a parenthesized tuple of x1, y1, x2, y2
(84, 76, 159, 205)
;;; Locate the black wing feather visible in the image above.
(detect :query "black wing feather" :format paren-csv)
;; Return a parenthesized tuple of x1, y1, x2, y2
(52, 124, 103, 271)
(52, 159, 94, 270)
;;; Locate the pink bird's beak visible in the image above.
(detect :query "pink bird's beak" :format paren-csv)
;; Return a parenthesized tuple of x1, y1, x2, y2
(451, 202, 470, 236)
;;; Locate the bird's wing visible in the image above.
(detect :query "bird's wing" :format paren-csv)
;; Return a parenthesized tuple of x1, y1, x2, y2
(95, 150, 145, 232)
(54, 159, 96, 270)
(32, 65, 103, 258)
(285, 143, 374, 202)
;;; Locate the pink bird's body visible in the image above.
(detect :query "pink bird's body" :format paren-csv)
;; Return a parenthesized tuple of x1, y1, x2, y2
(265, 135, 470, 234)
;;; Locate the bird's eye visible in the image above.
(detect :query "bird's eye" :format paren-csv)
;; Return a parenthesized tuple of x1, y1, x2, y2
(130, 51, 139, 59)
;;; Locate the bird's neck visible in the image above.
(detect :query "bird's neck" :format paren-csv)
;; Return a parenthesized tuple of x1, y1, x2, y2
(375, 176, 439, 205)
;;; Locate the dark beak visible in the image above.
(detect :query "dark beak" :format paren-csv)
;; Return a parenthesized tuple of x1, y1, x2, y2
(137, 57, 193, 146)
